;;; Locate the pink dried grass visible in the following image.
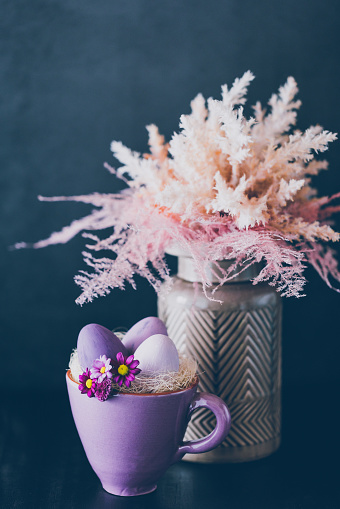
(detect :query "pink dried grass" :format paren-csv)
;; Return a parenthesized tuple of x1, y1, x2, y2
(17, 72, 340, 303)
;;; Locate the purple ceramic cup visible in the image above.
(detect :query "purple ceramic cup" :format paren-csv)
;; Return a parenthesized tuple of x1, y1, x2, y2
(66, 370, 231, 497)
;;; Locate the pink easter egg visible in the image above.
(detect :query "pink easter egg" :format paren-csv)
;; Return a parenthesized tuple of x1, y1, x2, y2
(133, 334, 179, 375)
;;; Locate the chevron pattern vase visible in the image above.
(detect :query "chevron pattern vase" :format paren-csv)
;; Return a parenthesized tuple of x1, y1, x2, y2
(158, 257, 282, 463)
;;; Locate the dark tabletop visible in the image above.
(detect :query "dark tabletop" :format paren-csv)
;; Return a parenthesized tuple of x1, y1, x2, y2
(1, 382, 339, 509)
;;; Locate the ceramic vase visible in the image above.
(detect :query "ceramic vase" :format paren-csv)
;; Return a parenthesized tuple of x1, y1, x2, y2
(158, 255, 282, 463)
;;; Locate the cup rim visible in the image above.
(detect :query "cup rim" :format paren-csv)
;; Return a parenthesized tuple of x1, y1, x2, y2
(66, 369, 199, 396)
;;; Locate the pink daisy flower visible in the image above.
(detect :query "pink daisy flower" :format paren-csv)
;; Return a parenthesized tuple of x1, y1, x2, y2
(90, 355, 113, 383)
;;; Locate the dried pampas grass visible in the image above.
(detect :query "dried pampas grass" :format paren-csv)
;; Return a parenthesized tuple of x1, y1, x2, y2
(68, 349, 198, 394)
(20, 72, 340, 301)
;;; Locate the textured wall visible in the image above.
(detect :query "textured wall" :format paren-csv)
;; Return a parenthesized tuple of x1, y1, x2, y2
(1, 0, 340, 388)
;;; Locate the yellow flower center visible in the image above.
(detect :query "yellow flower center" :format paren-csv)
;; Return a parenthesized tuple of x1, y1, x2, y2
(118, 364, 129, 376)
(100, 366, 106, 374)
(86, 379, 93, 389)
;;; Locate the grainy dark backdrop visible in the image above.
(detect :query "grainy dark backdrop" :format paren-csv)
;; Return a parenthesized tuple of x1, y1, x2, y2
(1, 0, 340, 389)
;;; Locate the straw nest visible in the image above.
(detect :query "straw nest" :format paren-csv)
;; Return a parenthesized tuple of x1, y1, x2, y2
(69, 349, 198, 394)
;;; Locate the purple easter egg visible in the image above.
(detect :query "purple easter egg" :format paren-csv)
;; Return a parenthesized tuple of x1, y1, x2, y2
(122, 317, 168, 353)
(77, 324, 128, 369)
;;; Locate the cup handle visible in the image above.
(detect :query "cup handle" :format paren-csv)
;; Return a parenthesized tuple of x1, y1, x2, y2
(173, 392, 231, 462)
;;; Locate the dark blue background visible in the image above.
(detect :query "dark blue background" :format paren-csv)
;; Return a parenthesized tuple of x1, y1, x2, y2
(2, 0, 340, 389)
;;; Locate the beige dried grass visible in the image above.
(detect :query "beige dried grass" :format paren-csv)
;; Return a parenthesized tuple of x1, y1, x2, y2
(69, 349, 198, 394)
(113, 354, 198, 394)
(69, 349, 83, 382)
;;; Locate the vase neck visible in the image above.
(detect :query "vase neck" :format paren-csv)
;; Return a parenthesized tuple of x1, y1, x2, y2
(177, 257, 261, 283)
